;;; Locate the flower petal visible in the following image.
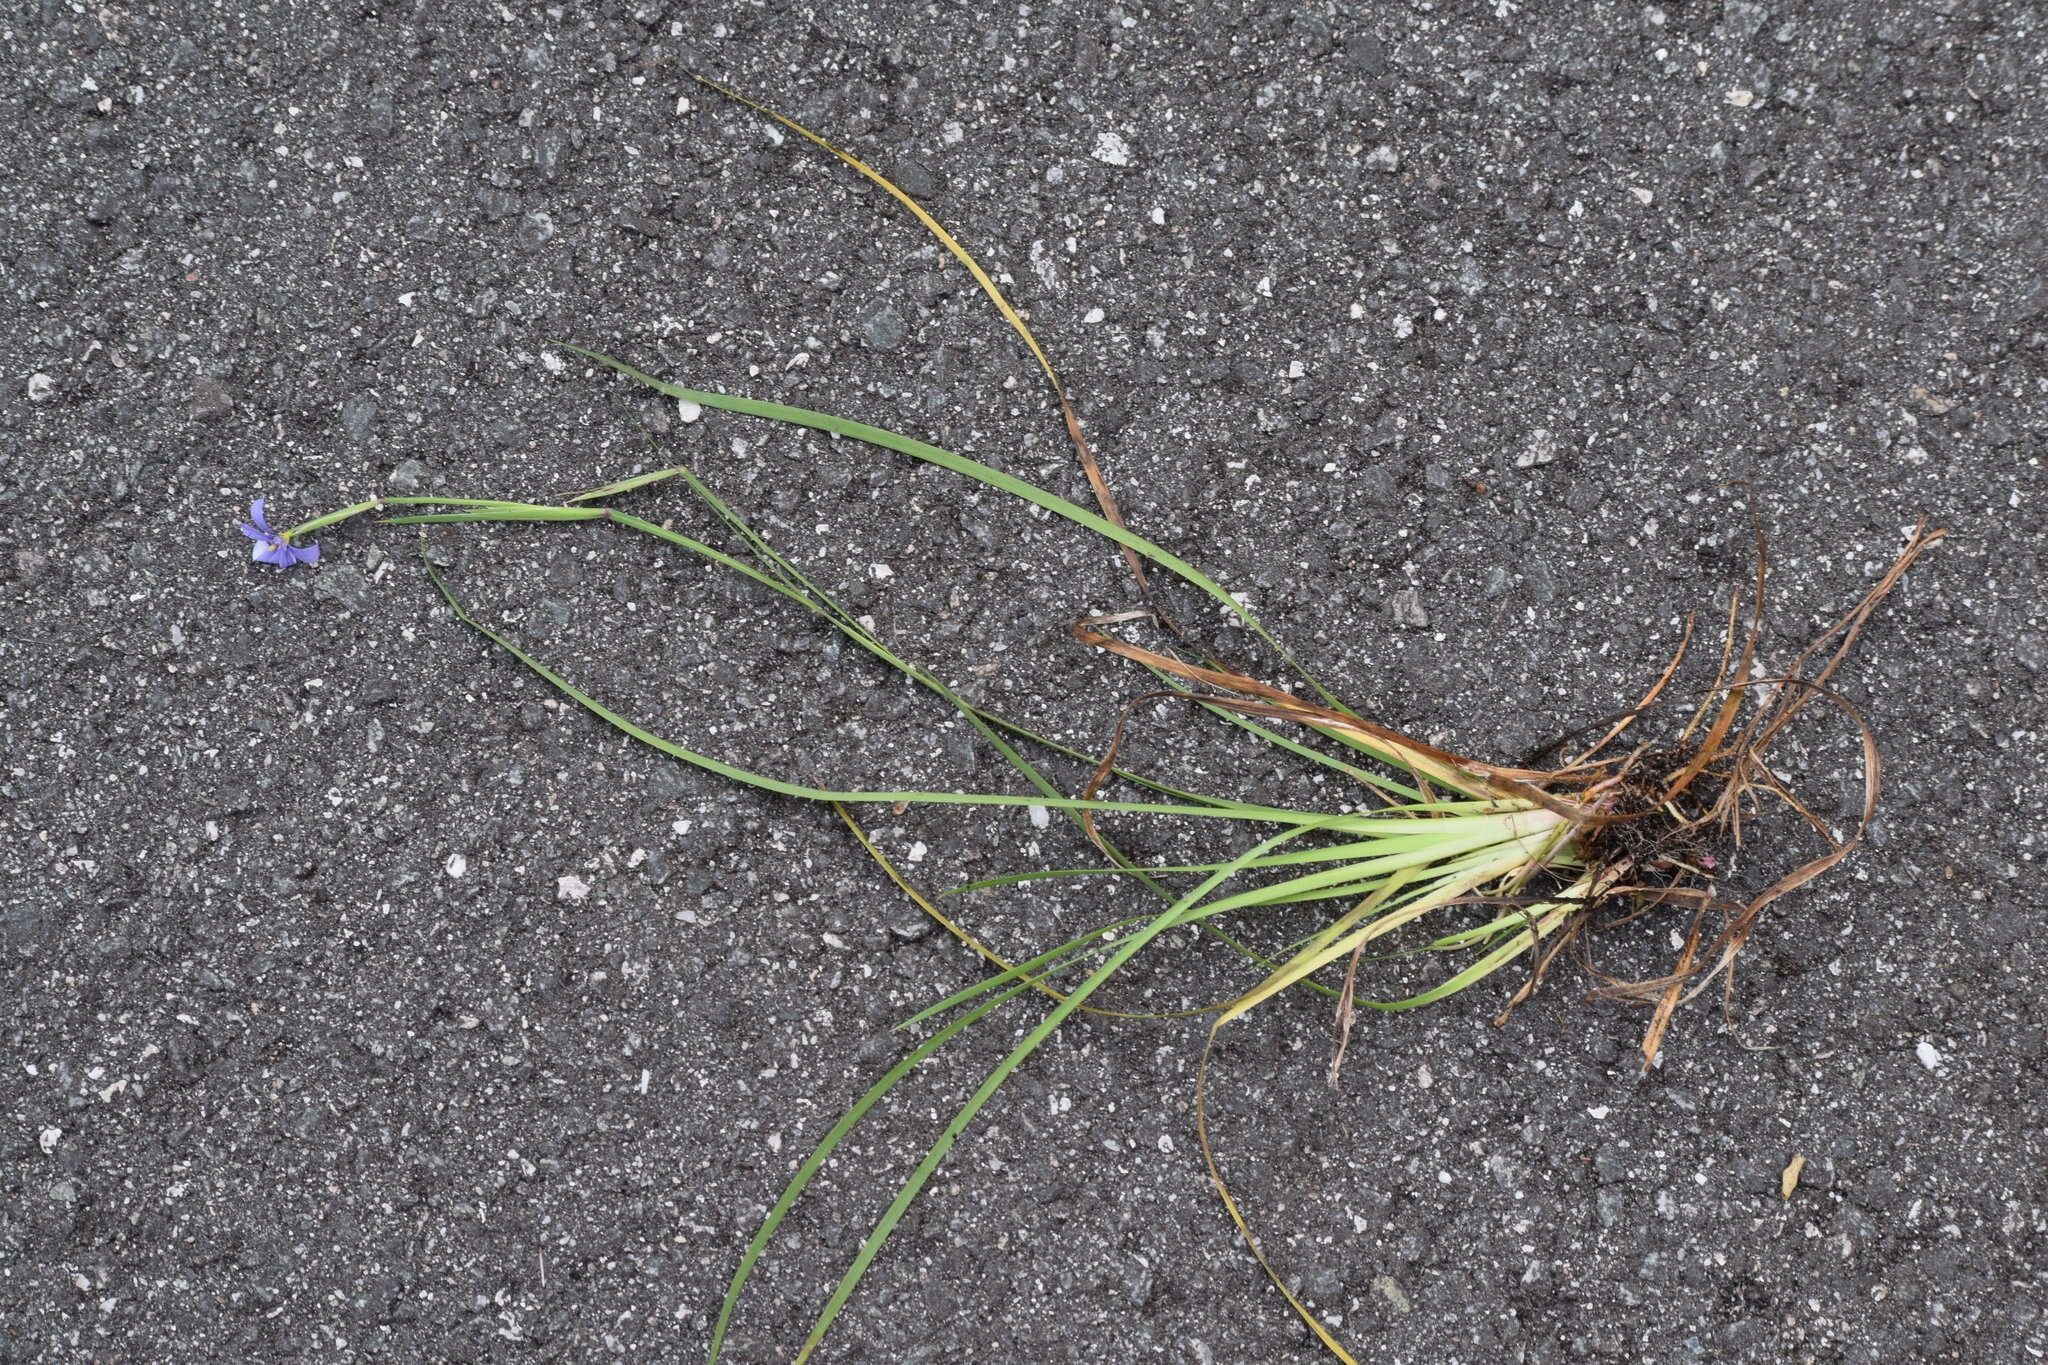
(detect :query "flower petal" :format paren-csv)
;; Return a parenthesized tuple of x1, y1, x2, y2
(251, 539, 290, 566)
(238, 520, 269, 542)
(247, 498, 272, 534)
(288, 541, 320, 567)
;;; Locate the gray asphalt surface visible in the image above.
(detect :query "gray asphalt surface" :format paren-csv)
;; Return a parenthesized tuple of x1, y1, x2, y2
(4, 2, 2044, 1362)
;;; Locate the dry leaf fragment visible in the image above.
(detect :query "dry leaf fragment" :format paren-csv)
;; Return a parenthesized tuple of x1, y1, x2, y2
(1781, 1154, 1807, 1200)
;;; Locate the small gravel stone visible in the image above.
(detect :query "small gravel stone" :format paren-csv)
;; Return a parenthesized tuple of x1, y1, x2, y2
(312, 569, 372, 613)
(190, 376, 234, 421)
(1517, 428, 1558, 468)
(891, 157, 938, 197)
(1722, 1, 1771, 42)
(1091, 131, 1132, 166)
(1299, 1264, 1343, 1303)
(1596, 1188, 1626, 1227)
(1356, 465, 1400, 506)
(1123, 1256, 1156, 1307)
(518, 211, 557, 248)
(1388, 588, 1430, 629)
(860, 301, 909, 352)
(340, 396, 378, 442)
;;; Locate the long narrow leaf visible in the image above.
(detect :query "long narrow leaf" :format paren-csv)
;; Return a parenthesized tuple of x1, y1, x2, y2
(708, 979, 1033, 1364)
(550, 345, 1316, 672)
(421, 560, 1335, 827)
(791, 819, 1335, 1361)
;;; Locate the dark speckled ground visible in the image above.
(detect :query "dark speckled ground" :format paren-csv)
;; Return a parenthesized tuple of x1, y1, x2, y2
(3, 2, 2042, 1362)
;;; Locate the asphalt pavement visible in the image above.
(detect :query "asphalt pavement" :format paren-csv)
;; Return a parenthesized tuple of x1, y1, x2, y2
(3, 2, 2043, 1361)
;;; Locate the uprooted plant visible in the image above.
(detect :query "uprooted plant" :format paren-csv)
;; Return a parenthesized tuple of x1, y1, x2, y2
(244, 77, 1945, 1365)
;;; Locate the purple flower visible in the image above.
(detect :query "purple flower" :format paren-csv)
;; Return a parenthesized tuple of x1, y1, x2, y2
(239, 498, 320, 568)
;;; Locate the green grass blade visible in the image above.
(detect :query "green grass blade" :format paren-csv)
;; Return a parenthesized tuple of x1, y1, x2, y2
(384, 505, 611, 524)
(1127, 660, 1421, 800)
(283, 495, 555, 541)
(1202, 707, 1422, 801)
(567, 466, 686, 502)
(551, 344, 1312, 670)
(791, 819, 1332, 1362)
(608, 505, 1248, 808)
(1170, 828, 1521, 923)
(628, 483, 1257, 814)
(398, 479, 1331, 995)
(890, 918, 1156, 1032)
(708, 978, 1034, 1364)
(1361, 898, 1583, 1012)
(420, 558, 1326, 827)
(941, 819, 1546, 897)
